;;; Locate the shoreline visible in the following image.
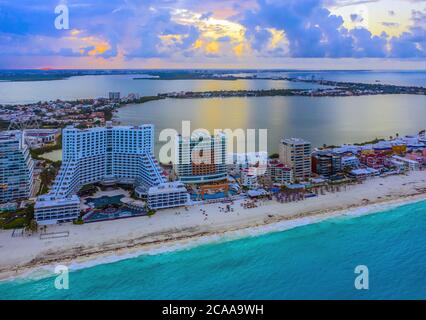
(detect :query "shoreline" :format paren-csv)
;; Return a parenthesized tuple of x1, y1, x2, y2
(2, 172, 426, 282)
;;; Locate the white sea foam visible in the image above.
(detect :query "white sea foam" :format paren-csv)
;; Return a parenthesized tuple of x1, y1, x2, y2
(4, 196, 426, 283)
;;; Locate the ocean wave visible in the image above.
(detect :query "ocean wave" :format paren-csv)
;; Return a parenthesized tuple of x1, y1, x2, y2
(4, 196, 426, 283)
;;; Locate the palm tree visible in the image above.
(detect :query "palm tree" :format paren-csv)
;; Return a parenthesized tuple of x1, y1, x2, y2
(24, 219, 38, 235)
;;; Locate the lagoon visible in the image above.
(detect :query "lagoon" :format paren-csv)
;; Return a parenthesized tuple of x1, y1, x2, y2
(116, 94, 426, 155)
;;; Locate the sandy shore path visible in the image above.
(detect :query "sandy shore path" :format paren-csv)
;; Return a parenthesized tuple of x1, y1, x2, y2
(2, 171, 426, 281)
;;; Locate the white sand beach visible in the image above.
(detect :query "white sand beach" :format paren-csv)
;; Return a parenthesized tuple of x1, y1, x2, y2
(2, 171, 426, 281)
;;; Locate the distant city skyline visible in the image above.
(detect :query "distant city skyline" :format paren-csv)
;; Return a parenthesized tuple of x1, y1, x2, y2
(0, 0, 425, 69)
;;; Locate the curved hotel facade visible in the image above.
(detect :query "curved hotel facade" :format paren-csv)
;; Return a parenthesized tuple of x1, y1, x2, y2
(35, 122, 166, 224)
(0, 131, 34, 203)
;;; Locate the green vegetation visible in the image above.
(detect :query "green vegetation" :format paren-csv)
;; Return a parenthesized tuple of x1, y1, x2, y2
(30, 135, 62, 160)
(134, 74, 238, 80)
(0, 75, 70, 82)
(77, 184, 97, 197)
(76, 123, 88, 129)
(0, 203, 35, 230)
(1, 217, 26, 229)
(104, 108, 114, 121)
(353, 138, 383, 146)
(25, 219, 38, 234)
(73, 218, 84, 225)
(130, 191, 140, 200)
(0, 120, 9, 130)
(147, 209, 156, 217)
(269, 153, 279, 159)
(119, 95, 165, 105)
(38, 161, 61, 196)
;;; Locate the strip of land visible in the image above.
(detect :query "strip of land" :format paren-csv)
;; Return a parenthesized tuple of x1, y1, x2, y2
(1, 171, 426, 281)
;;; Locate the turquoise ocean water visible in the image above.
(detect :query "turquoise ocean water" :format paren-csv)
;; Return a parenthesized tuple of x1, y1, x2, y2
(1, 200, 426, 300)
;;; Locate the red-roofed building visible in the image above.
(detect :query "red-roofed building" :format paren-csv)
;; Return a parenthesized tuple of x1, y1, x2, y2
(267, 159, 293, 185)
(360, 152, 387, 169)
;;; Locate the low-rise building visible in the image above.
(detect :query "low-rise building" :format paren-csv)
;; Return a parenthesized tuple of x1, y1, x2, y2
(147, 182, 190, 210)
(267, 159, 293, 185)
(311, 152, 342, 177)
(241, 168, 261, 189)
(350, 168, 380, 180)
(392, 155, 420, 171)
(341, 155, 360, 169)
(360, 152, 387, 170)
(24, 129, 60, 148)
(34, 195, 80, 225)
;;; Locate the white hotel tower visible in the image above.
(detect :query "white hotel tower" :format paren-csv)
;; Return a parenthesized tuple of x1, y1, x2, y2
(0, 131, 34, 203)
(174, 132, 227, 184)
(35, 122, 166, 224)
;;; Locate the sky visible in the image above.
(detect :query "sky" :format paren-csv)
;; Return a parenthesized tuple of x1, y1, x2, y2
(0, 0, 425, 69)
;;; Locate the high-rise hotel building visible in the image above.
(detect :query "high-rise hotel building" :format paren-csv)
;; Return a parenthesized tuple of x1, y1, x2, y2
(174, 132, 227, 184)
(0, 131, 34, 203)
(279, 138, 312, 180)
(35, 122, 166, 224)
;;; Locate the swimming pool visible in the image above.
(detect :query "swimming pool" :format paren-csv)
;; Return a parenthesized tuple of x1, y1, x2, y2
(85, 195, 124, 208)
(83, 208, 145, 223)
(190, 190, 237, 200)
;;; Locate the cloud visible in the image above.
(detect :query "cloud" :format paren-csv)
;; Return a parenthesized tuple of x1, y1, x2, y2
(200, 12, 213, 20)
(350, 13, 364, 23)
(390, 27, 426, 58)
(0, 0, 425, 67)
(125, 8, 200, 59)
(382, 22, 400, 28)
(242, 0, 356, 57)
(325, 0, 380, 8)
(389, 9, 426, 57)
(240, 0, 424, 58)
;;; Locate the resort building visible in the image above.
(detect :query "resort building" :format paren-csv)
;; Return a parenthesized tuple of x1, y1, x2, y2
(350, 168, 380, 180)
(35, 122, 166, 224)
(311, 152, 342, 178)
(0, 131, 34, 203)
(240, 168, 260, 189)
(108, 92, 120, 101)
(341, 155, 360, 169)
(147, 182, 190, 210)
(267, 159, 293, 185)
(360, 152, 387, 170)
(279, 138, 312, 180)
(174, 132, 227, 184)
(24, 129, 60, 149)
(332, 145, 361, 154)
(405, 152, 426, 165)
(391, 156, 420, 171)
(227, 152, 268, 174)
(34, 195, 80, 224)
(391, 144, 407, 155)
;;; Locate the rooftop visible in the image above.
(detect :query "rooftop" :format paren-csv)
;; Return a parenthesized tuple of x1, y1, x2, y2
(35, 195, 80, 208)
(281, 137, 311, 145)
(64, 123, 153, 132)
(148, 182, 187, 195)
(0, 130, 22, 142)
